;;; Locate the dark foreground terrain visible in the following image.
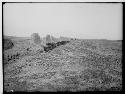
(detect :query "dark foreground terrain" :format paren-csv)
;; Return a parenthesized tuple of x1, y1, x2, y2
(3, 36, 122, 92)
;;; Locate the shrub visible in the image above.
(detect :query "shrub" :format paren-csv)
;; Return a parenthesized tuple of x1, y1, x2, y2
(46, 43, 57, 48)
(43, 41, 70, 52)
(5, 52, 20, 63)
(43, 42, 56, 52)
(4, 39, 14, 50)
(56, 41, 70, 46)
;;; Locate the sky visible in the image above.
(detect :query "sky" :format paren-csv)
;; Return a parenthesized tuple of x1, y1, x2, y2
(3, 3, 122, 40)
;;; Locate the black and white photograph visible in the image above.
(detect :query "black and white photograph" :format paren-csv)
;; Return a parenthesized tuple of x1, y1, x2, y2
(2, 2, 122, 92)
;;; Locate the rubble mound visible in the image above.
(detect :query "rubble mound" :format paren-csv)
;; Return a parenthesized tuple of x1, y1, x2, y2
(4, 36, 122, 92)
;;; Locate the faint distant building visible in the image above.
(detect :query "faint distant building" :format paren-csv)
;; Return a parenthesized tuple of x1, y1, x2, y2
(46, 34, 52, 43)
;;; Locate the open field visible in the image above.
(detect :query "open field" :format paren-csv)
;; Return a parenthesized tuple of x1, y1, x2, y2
(3, 36, 122, 92)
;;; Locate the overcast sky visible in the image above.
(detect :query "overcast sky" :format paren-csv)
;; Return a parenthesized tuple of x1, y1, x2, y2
(3, 3, 122, 40)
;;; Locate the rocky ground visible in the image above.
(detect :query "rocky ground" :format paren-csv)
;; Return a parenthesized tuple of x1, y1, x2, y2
(3, 36, 122, 92)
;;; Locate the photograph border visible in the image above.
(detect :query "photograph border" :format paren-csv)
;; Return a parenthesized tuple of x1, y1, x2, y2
(1, 1, 124, 93)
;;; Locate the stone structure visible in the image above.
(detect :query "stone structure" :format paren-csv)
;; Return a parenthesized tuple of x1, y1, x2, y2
(31, 33, 41, 44)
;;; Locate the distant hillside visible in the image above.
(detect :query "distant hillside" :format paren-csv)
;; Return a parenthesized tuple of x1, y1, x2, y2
(4, 35, 31, 40)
